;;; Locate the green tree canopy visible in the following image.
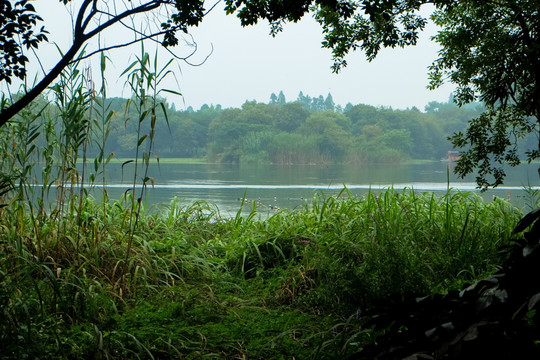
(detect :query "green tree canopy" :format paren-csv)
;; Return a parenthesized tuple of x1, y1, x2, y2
(429, 1, 540, 188)
(0, 1, 48, 84)
(277, 91, 286, 105)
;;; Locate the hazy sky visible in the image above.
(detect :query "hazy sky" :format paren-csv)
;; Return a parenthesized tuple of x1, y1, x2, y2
(18, 1, 455, 111)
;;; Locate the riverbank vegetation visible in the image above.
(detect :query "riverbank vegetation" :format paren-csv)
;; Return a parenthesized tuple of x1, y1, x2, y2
(4, 1, 540, 357)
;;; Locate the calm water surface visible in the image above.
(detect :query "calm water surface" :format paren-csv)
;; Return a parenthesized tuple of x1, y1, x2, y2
(93, 162, 540, 216)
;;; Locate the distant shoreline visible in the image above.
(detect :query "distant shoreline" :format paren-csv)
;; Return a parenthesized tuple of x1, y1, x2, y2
(104, 158, 438, 165)
(106, 157, 207, 164)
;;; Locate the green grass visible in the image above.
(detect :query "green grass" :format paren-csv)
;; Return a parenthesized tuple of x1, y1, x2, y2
(0, 188, 522, 359)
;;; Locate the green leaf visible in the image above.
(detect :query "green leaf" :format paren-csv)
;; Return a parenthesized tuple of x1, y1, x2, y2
(120, 60, 139, 77)
(137, 134, 148, 147)
(121, 160, 134, 169)
(159, 88, 182, 97)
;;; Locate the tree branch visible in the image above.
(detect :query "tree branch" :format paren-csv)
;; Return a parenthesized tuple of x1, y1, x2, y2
(75, 0, 94, 38)
(114, 19, 213, 65)
(83, 1, 162, 40)
(81, 3, 100, 35)
(0, 0, 172, 125)
(0, 42, 83, 127)
(71, 28, 178, 63)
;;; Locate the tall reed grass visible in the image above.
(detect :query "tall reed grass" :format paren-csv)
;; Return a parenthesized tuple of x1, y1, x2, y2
(225, 188, 520, 311)
(0, 47, 189, 357)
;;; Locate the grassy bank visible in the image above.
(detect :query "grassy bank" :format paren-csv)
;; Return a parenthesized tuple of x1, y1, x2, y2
(0, 188, 521, 359)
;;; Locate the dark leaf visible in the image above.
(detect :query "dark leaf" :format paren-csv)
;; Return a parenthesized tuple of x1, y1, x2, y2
(528, 293, 540, 310)
(513, 208, 540, 234)
(523, 245, 538, 257)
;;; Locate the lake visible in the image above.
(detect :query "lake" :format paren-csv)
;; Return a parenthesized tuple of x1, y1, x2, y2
(88, 161, 540, 216)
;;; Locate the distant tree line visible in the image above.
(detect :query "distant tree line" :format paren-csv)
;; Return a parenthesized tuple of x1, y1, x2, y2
(86, 92, 499, 164)
(29, 91, 536, 165)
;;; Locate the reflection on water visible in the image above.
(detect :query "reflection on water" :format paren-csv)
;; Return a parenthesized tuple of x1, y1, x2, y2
(71, 161, 540, 215)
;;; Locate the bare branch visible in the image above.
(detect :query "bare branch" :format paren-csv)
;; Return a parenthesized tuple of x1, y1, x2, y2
(183, 39, 214, 67)
(82, 1, 163, 41)
(71, 28, 176, 62)
(75, 0, 94, 38)
(115, 18, 213, 65)
(205, 1, 222, 16)
(81, 3, 100, 34)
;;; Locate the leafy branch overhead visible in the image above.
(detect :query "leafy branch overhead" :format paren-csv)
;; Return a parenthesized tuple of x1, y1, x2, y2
(430, 1, 540, 188)
(0, 0, 48, 83)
